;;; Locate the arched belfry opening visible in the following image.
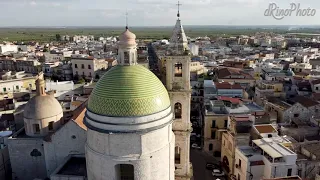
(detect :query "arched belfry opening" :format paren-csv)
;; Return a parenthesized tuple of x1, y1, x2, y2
(174, 63, 183, 77)
(174, 103, 182, 119)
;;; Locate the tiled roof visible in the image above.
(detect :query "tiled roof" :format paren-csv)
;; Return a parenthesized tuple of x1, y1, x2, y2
(88, 65, 171, 117)
(73, 108, 87, 131)
(254, 125, 277, 134)
(218, 96, 241, 104)
(215, 82, 242, 89)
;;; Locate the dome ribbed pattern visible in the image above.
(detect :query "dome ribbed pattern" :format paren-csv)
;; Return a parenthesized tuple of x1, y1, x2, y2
(88, 65, 171, 117)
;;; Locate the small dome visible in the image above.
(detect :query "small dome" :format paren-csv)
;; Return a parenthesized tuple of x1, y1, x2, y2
(24, 95, 63, 120)
(88, 65, 171, 117)
(119, 29, 136, 45)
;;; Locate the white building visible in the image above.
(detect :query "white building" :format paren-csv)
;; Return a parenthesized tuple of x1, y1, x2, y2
(235, 136, 297, 180)
(84, 28, 175, 180)
(0, 44, 18, 54)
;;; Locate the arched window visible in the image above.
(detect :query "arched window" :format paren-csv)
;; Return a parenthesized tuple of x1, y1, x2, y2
(175, 146, 181, 164)
(116, 164, 134, 180)
(174, 63, 183, 77)
(174, 103, 182, 119)
(209, 144, 213, 151)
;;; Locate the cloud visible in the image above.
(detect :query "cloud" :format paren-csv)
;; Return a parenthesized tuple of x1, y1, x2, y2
(30, 1, 37, 6)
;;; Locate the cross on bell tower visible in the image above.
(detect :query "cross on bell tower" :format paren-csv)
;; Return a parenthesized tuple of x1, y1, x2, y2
(176, 1, 182, 19)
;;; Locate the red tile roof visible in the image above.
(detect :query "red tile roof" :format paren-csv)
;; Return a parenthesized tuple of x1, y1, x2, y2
(215, 82, 242, 89)
(218, 96, 241, 104)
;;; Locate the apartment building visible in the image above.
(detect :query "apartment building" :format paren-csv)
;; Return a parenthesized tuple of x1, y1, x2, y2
(235, 136, 296, 180)
(71, 54, 107, 80)
(221, 115, 254, 175)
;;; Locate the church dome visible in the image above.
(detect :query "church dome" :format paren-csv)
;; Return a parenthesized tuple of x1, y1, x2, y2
(87, 65, 171, 117)
(24, 95, 63, 120)
(119, 28, 136, 46)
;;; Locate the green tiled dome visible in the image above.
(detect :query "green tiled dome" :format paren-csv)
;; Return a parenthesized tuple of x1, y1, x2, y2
(88, 65, 171, 117)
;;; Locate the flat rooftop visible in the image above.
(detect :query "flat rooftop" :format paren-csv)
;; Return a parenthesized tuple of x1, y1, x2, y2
(253, 138, 295, 158)
(57, 156, 87, 177)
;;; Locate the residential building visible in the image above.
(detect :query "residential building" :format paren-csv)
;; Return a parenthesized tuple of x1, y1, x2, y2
(235, 136, 297, 180)
(42, 62, 60, 77)
(15, 57, 41, 74)
(216, 67, 255, 88)
(295, 142, 320, 179)
(289, 63, 312, 73)
(0, 73, 36, 94)
(252, 138, 297, 179)
(255, 81, 285, 105)
(71, 54, 107, 80)
(221, 115, 253, 175)
(0, 44, 18, 54)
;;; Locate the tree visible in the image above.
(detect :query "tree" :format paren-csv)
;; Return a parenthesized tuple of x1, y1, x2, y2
(55, 34, 61, 41)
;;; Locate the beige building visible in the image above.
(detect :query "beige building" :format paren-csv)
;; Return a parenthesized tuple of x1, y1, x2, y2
(71, 54, 107, 80)
(221, 115, 253, 175)
(203, 100, 228, 155)
(0, 72, 36, 94)
(255, 81, 285, 105)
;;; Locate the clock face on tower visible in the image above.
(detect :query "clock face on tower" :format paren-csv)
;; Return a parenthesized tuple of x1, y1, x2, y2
(124, 51, 129, 64)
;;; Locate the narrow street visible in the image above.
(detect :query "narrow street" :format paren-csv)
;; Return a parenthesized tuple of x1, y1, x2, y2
(190, 149, 226, 180)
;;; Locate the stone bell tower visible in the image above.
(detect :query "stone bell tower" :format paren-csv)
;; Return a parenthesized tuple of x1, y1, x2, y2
(166, 2, 193, 179)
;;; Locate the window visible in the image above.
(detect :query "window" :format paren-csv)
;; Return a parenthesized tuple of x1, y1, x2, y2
(3, 88, 6, 92)
(175, 146, 181, 164)
(174, 103, 182, 119)
(224, 120, 228, 128)
(238, 174, 240, 180)
(16, 85, 19, 90)
(88, 65, 91, 69)
(124, 52, 130, 64)
(174, 63, 183, 77)
(48, 121, 54, 131)
(268, 134, 272, 138)
(317, 87, 319, 90)
(287, 168, 292, 176)
(81, 64, 85, 69)
(211, 120, 216, 128)
(89, 72, 92, 77)
(238, 159, 241, 168)
(75, 71, 78, 75)
(294, 114, 299, 117)
(75, 64, 78, 68)
(33, 124, 40, 134)
(211, 130, 216, 139)
(116, 164, 134, 180)
(209, 144, 213, 151)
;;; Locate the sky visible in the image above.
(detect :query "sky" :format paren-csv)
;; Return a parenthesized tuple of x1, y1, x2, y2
(0, 0, 319, 27)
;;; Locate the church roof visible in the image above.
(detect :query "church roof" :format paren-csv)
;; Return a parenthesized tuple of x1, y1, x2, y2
(169, 19, 189, 54)
(87, 65, 171, 117)
(24, 95, 63, 120)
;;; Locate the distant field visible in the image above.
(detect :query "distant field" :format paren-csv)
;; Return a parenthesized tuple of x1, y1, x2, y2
(0, 26, 319, 42)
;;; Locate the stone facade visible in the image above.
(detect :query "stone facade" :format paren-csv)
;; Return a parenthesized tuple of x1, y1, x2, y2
(166, 55, 193, 180)
(44, 120, 86, 176)
(8, 131, 47, 180)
